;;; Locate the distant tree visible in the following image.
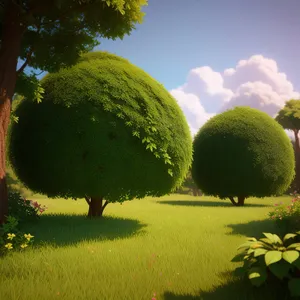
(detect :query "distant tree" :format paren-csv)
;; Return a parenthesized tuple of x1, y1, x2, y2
(192, 107, 295, 206)
(276, 100, 300, 193)
(0, 0, 147, 224)
(175, 170, 201, 196)
(8, 52, 193, 217)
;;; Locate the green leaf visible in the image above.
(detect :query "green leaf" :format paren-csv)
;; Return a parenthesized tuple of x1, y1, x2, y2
(142, 137, 149, 144)
(262, 233, 283, 245)
(283, 250, 299, 264)
(237, 242, 252, 251)
(154, 152, 160, 159)
(11, 115, 19, 123)
(168, 169, 173, 177)
(283, 233, 297, 242)
(247, 237, 257, 242)
(248, 267, 267, 287)
(251, 242, 264, 249)
(288, 278, 300, 297)
(254, 248, 268, 257)
(269, 261, 291, 279)
(132, 131, 140, 138)
(247, 248, 255, 255)
(287, 243, 300, 249)
(265, 251, 282, 266)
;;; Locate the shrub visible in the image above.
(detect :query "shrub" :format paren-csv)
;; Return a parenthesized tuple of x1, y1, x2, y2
(232, 232, 300, 297)
(8, 51, 192, 217)
(192, 107, 295, 206)
(0, 216, 34, 256)
(269, 194, 300, 232)
(8, 190, 47, 224)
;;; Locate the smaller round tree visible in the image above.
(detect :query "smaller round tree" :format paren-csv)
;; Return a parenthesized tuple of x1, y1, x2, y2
(8, 52, 192, 217)
(192, 106, 295, 206)
(276, 99, 300, 193)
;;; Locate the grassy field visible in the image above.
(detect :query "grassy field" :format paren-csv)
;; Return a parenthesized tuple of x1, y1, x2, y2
(0, 194, 292, 300)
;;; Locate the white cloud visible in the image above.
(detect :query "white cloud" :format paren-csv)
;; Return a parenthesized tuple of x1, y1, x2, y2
(170, 54, 300, 137)
(170, 89, 215, 136)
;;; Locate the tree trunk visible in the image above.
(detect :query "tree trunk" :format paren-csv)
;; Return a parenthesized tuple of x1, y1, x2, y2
(0, 2, 24, 224)
(293, 129, 300, 193)
(237, 196, 245, 206)
(87, 197, 108, 217)
(229, 196, 245, 206)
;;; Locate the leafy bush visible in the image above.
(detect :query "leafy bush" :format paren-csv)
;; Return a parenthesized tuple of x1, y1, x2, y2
(232, 232, 300, 297)
(0, 216, 34, 256)
(192, 107, 295, 206)
(269, 194, 300, 232)
(8, 190, 47, 223)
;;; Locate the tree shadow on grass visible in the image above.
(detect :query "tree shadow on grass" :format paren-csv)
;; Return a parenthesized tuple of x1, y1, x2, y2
(157, 200, 269, 208)
(22, 214, 147, 247)
(163, 272, 289, 300)
(226, 219, 285, 238)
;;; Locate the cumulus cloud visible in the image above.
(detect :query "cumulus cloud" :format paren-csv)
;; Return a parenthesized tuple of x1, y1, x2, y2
(170, 89, 215, 136)
(170, 55, 299, 137)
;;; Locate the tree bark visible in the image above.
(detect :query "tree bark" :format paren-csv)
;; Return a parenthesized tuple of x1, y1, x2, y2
(229, 196, 245, 206)
(237, 196, 245, 206)
(87, 197, 108, 217)
(293, 129, 300, 193)
(0, 2, 24, 224)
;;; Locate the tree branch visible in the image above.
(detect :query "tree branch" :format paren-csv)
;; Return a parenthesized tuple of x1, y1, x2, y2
(16, 21, 42, 75)
(85, 196, 91, 205)
(16, 46, 34, 74)
(102, 200, 109, 210)
(33, 70, 45, 76)
(228, 197, 238, 206)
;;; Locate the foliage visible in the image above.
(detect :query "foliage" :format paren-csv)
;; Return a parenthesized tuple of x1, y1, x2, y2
(0, 216, 34, 256)
(0, 0, 147, 100)
(276, 100, 300, 131)
(176, 170, 201, 196)
(8, 51, 193, 202)
(269, 194, 300, 232)
(192, 106, 295, 200)
(8, 190, 47, 224)
(232, 232, 300, 297)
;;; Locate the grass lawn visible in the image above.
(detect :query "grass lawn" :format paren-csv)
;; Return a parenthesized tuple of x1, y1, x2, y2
(0, 194, 292, 300)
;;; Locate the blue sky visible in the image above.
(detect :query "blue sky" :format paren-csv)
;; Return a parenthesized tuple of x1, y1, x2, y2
(97, 0, 300, 91)
(23, 0, 299, 136)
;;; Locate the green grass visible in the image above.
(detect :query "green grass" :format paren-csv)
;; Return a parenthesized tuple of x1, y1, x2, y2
(0, 194, 293, 300)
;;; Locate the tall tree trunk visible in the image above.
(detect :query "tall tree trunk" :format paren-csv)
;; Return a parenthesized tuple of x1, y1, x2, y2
(293, 129, 300, 193)
(0, 2, 24, 224)
(86, 197, 109, 217)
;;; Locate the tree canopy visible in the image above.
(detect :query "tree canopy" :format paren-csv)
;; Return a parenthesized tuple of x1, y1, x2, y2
(276, 99, 300, 193)
(8, 51, 193, 215)
(0, 0, 147, 99)
(276, 100, 300, 130)
(192, 106, 295, 206)
(0, 0, 148, 223)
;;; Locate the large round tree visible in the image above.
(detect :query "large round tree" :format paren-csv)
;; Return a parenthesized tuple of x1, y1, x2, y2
(8, 51, 192, 217)
(192, 106, 295, 206)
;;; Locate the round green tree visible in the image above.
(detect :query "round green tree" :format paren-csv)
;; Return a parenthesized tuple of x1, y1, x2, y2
(8, 51, 192, 217)
(192, 106, 295, 206)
